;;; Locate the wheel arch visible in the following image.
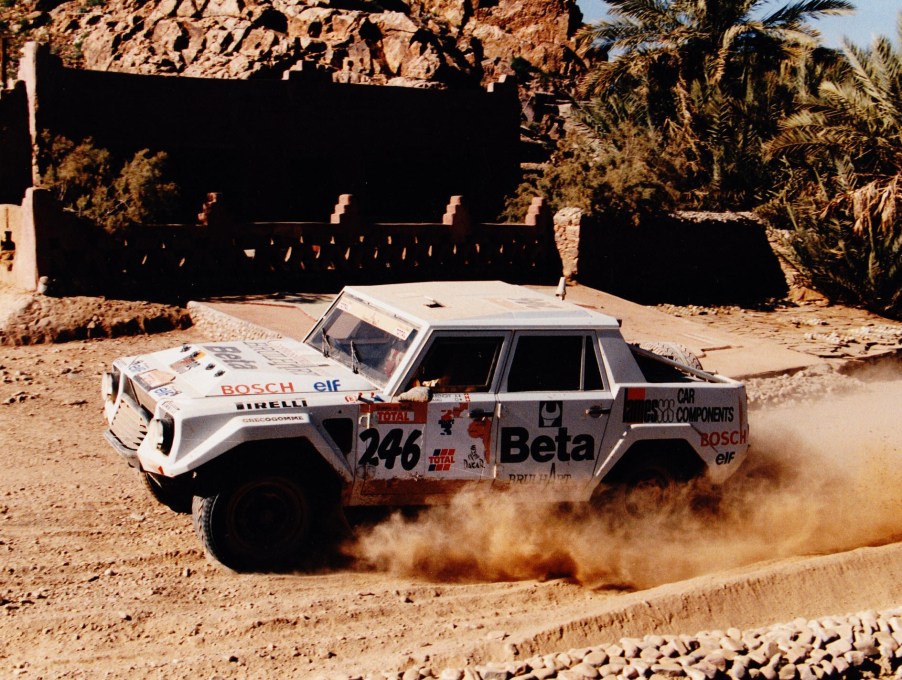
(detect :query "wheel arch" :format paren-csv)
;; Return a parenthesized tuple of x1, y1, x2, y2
(192, 437, 346, 501)
(596, 433, 706, 487)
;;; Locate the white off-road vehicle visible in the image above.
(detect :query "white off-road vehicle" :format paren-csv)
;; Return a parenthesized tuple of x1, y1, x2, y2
(102, 281, 749, 571)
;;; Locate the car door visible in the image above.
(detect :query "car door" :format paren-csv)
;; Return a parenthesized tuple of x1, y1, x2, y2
(358, 332, 507, 498)
(494, 333, 613, 498)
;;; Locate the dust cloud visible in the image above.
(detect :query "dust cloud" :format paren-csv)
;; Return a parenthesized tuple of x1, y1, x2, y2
(347, 373, 902, 589)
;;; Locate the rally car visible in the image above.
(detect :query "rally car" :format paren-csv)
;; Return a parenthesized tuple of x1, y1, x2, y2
(102, 281, 749, 571)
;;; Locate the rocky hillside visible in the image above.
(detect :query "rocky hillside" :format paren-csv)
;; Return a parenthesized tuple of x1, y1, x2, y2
(4, 0, 583, 89)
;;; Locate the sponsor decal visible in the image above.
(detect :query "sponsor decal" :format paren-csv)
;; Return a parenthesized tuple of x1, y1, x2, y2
(361, 402, 428, 424)
(134, 369, 175, 392)
(428, 448, 455, 472)
(700, 429, 748, 447)
(464, 445, 486, 469)
(170, 351, 205, 374)
(438, 402, 470, 435)
(376, 410, 415, 424)
(220, 382, 296, 396)
(205, 345, 258, 370)
(314, 379, 342, 392)
(126, 359, 150, 374)
(467, 415, 493, 463)
(244, 341, 320, 374)
(539, 400, 562, 428)
(151, 385, 181, 398)
(432, 393, 471, 403)
(499, 427, 595, 463)
(358, 427, 422, 470)
(508, 463, 572, 483)
(241, 415, 307, 424)
(235, 399, 305, 411)
(716, 451, 737, 465)
(623, 388, 734, 424)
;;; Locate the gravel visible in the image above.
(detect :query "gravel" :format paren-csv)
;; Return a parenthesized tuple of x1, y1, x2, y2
(383, 608, 902, 680)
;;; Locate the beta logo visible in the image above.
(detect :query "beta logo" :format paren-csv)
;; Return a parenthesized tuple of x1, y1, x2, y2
(428, 448, 455, 472)
(500, 427, 595, 463)
(314, 379, 341, 392)
(205, 345, 257, 370)
(539, 401, 562, 428)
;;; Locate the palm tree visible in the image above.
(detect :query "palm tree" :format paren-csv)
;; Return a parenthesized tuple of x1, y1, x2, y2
(766, 14, 902, 316)
(575, 0, 854, 208)
(578, 0, 854, 99)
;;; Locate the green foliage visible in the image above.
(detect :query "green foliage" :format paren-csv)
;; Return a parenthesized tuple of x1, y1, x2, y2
(765, 16, 902, 317)
(41, 134, 181, 233)
(503, 119, 685, 225)
(573, 0, 854, 210)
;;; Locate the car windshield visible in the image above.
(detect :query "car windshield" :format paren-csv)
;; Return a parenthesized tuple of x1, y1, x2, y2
(304, 294, 419, 388)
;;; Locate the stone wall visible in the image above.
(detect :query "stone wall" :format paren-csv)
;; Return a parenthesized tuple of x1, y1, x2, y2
(12, 190, 560, 299)
(557, 209, 789, 306)
(14, 42, 521, 224)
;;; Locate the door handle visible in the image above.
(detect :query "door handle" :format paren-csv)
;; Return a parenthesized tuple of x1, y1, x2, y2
(585, 405, 610, 418)
(468, 409, 490, 419)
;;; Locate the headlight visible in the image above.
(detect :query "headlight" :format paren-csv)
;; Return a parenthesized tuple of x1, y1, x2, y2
(102, 370, 120, 402)
(148, 415, 175, 454)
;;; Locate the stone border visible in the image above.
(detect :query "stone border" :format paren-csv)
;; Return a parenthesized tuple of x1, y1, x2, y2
(186, 301, 282, 342)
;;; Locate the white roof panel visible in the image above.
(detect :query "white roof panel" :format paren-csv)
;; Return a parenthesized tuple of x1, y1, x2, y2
(343, 281, 621, 330)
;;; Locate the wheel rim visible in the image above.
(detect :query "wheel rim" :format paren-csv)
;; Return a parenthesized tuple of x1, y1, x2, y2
(226, 477, 308, 556)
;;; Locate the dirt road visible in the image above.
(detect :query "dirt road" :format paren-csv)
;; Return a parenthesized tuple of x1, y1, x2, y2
(1, 329, 900, 679)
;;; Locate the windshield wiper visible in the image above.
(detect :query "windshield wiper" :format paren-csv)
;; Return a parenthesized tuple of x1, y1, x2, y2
(321, 330, 332, 357)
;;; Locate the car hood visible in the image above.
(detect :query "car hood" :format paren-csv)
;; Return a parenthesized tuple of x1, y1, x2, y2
(118, 338, 377, 400)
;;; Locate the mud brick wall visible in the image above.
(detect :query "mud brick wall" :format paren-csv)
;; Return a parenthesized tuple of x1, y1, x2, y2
(15, 190, 560, 299)
(19, 43, 520, 223)
(575, 211, 788, 306)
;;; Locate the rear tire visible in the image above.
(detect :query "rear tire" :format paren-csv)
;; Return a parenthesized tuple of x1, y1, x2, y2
(192, 472, 311, 572)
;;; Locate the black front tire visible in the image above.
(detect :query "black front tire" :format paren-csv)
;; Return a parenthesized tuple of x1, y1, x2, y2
(192, 473, 311, 572)
(141, 471, 192, 514)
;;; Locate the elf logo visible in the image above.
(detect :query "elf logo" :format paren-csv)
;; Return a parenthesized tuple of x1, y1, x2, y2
(500, 427, 595, 463)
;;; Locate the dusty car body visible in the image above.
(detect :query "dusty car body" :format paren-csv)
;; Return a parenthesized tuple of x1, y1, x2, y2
(102, 281, 749, 570)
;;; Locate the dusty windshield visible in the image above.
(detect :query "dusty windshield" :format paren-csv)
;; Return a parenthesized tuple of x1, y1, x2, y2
(305, 294, 419, 388)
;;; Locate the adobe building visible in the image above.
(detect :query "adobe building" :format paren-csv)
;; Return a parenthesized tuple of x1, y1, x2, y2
(0, 42, 521, 223)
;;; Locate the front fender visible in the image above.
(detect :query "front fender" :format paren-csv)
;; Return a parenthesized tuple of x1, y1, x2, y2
(136, 412, 354, 482)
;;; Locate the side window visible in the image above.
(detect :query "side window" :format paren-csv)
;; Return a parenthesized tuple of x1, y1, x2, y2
(507, 335, 605, 392)
(407, 336, 504, 393)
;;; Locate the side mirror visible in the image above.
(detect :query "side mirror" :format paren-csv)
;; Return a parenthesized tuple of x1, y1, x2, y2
(397, 386, 432, 403)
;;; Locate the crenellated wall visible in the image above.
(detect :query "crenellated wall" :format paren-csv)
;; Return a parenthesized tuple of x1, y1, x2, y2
(10, 190, 560, 299)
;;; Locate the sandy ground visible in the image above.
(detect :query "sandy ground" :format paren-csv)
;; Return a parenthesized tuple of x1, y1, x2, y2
(0, 291, 901, 678)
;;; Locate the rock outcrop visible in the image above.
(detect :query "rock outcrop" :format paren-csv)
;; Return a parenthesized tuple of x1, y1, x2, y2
(20, 0, 582, 88)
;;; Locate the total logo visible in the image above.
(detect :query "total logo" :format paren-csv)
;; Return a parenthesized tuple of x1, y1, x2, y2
(428, 448, 455, 472)
(500, 427, 595, 463)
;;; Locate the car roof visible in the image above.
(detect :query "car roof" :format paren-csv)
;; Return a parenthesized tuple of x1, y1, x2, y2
(342, 281, 621, 330)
